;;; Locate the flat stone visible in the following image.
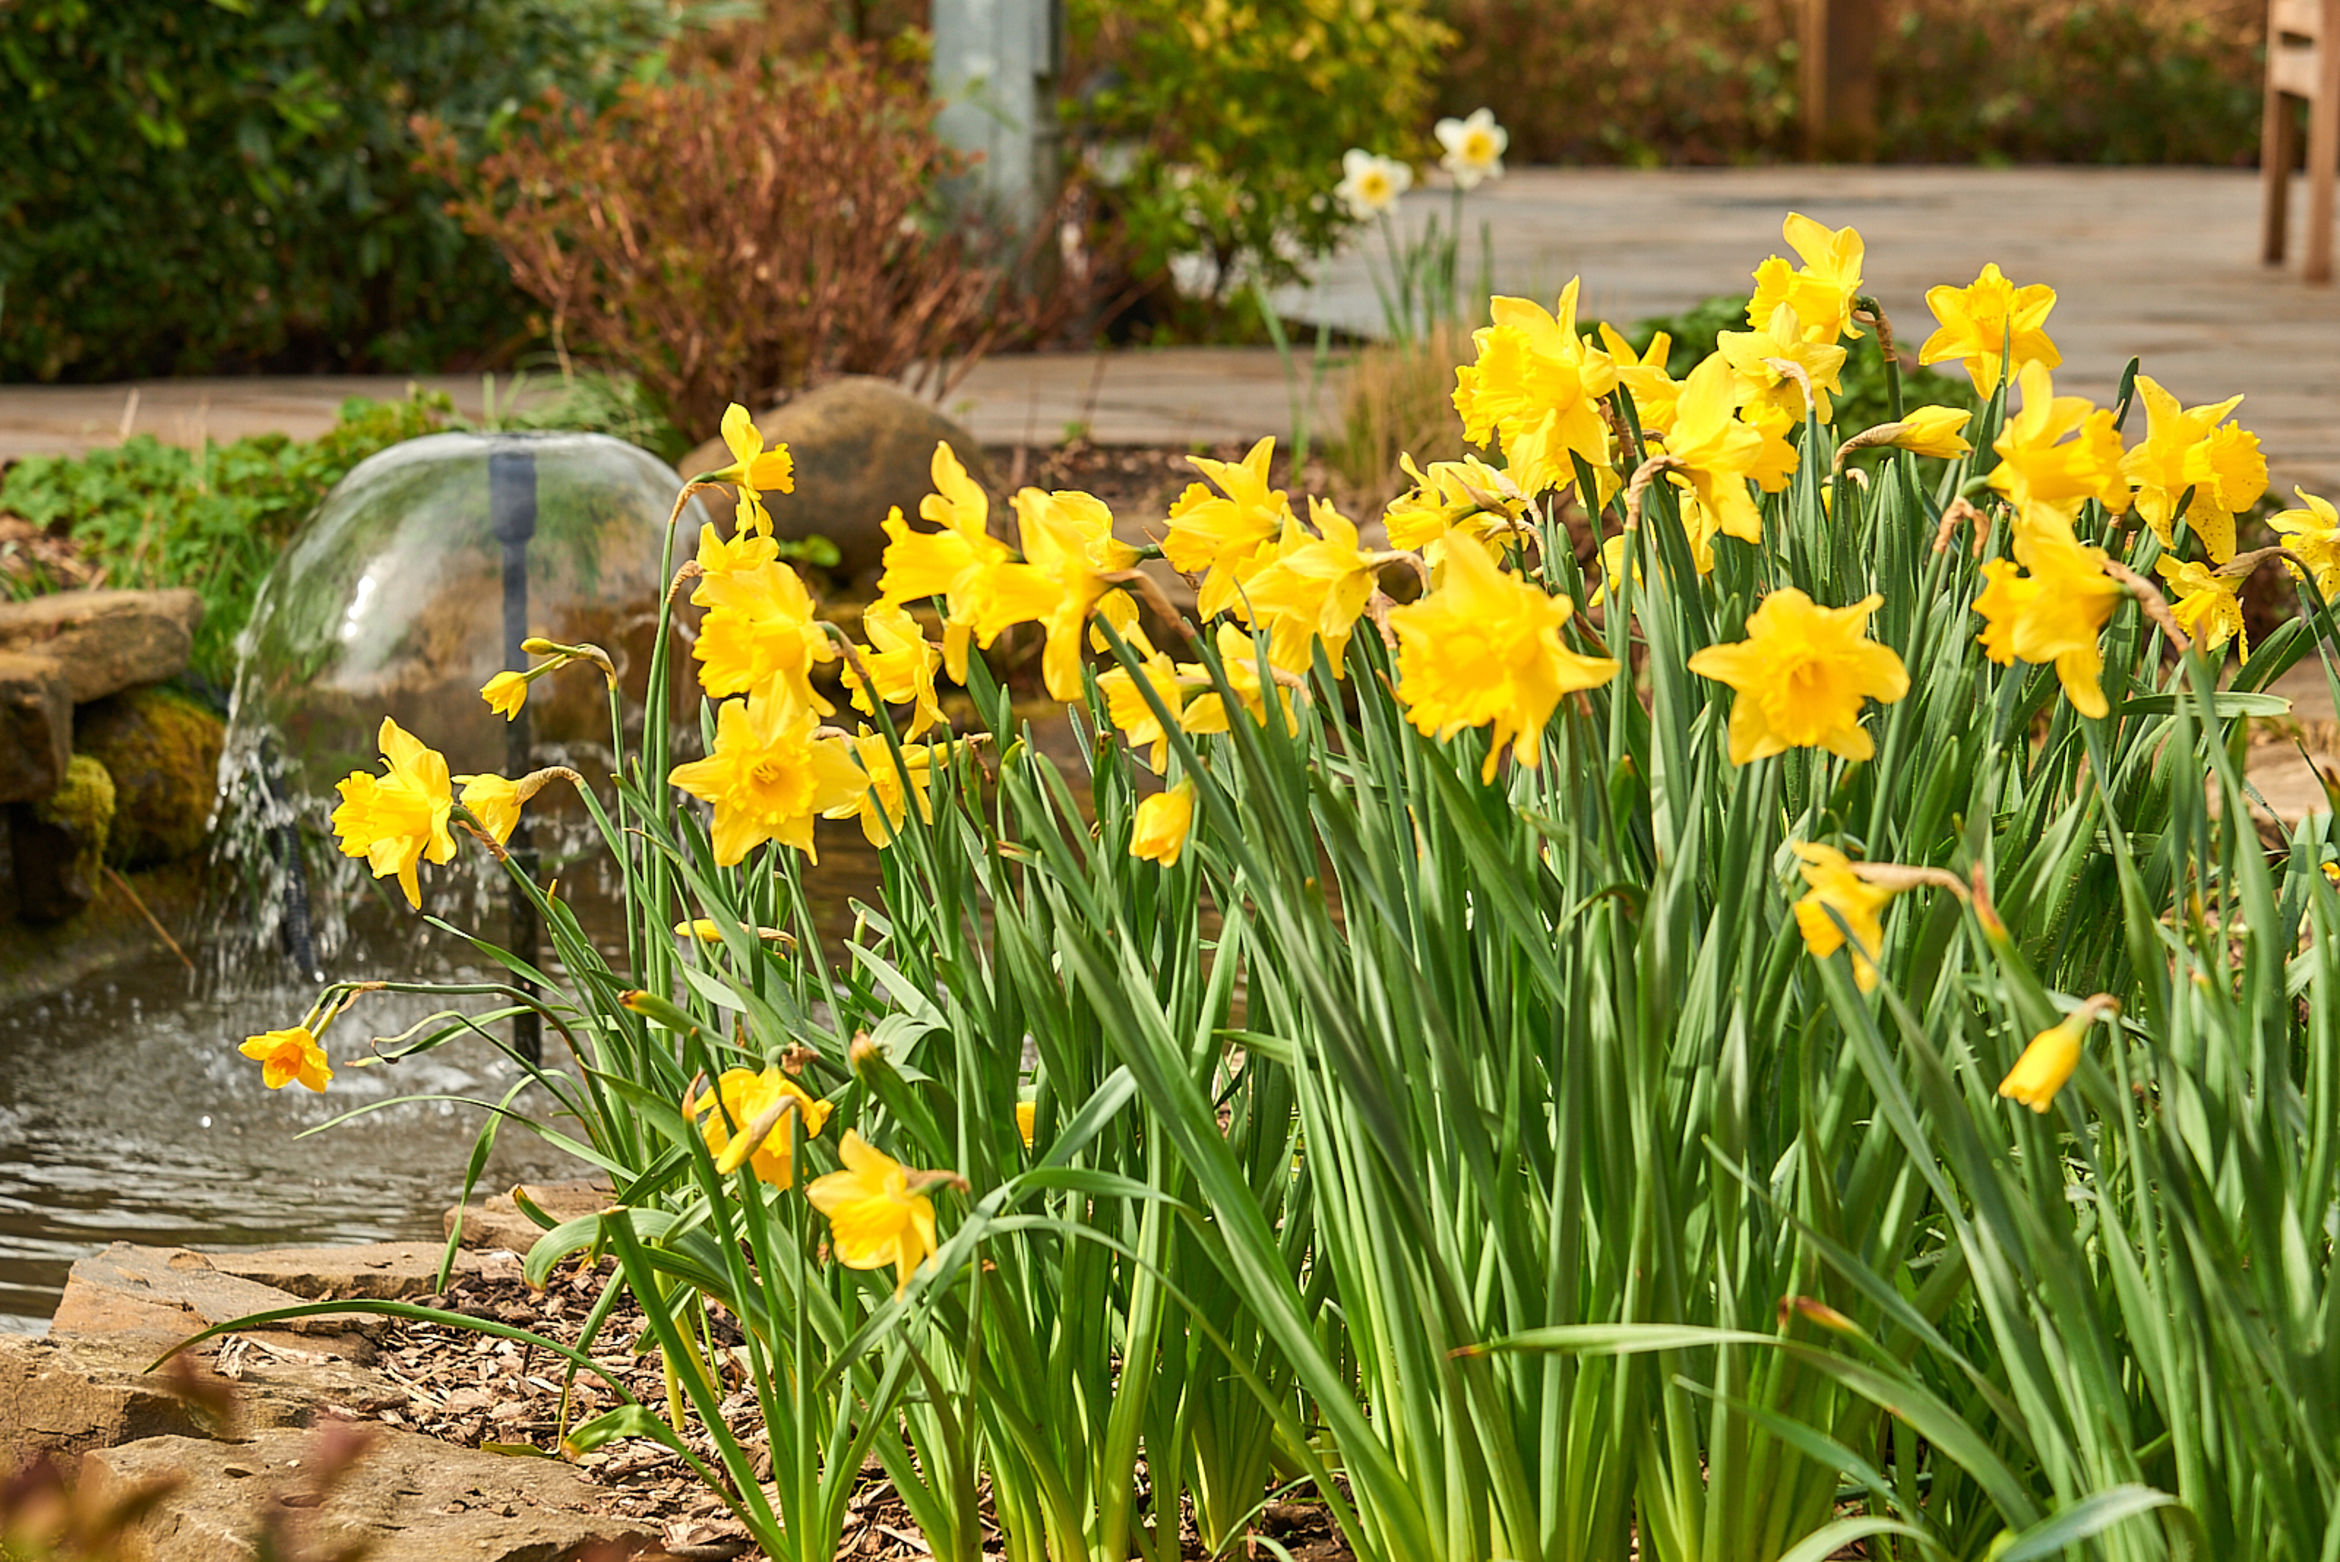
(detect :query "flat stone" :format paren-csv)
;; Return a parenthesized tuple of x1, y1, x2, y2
(78, 1426, 661, 1562)
(444, 1181, 611, 1257)
(0, 650, 70, 803)
(52, 1243, 381, 1358)
(0, 588, 201, 704)
(0, 1330, 397, 1464)
(206, 1241, 485, 1302)
(680, 377, 992, 586)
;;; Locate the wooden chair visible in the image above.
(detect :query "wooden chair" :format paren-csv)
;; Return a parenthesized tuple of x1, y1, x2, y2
(2264, 0, 2340, 282)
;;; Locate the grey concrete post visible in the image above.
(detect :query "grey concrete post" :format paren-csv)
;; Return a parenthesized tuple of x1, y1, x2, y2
(930, 0, 1063, 244)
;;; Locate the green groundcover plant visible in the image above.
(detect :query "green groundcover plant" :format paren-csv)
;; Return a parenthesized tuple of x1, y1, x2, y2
(189, 213, 2340, 1562)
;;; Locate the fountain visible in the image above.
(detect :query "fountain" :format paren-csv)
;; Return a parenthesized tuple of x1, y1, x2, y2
(214, 431, 711, 980)
(0, 432, 714, 1331)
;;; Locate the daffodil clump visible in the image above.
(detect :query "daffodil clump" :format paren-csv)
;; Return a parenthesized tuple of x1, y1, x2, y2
(222, 211, 2340, 1562)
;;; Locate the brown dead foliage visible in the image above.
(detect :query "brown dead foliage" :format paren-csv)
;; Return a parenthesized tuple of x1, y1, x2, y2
(420, 46, 1018, 443)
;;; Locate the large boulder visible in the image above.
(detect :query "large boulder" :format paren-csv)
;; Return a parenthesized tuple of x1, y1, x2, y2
(75, 686, 226, 866)
(679, 377, 992, 585)
(0, 588, 201, 704)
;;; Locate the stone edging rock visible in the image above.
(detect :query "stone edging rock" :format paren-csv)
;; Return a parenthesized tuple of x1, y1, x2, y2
(0, 1182, 680, 1562)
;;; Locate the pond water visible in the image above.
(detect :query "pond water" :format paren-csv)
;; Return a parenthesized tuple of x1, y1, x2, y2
(0, 822, 896, 1334)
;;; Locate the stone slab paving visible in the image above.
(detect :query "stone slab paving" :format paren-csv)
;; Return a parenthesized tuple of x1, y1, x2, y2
(0, 374, 537, 465)
(935, 345, 1348, 449)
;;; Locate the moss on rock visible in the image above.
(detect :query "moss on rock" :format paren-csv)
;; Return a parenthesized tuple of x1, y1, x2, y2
(33, 754, 115, 862)
(74, 686, 223, 867)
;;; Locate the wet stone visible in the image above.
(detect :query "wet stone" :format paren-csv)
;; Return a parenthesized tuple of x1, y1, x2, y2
(51, 1243, 382, 1360)
(77, 1426, 663, 1562)
(444, 1180, 612, 1256)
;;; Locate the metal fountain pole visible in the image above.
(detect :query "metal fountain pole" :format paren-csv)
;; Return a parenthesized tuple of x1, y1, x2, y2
(488, 446, 542, 1067)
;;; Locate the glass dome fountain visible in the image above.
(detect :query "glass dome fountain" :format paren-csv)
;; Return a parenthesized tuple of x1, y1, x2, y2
(217, 430, 714, 979)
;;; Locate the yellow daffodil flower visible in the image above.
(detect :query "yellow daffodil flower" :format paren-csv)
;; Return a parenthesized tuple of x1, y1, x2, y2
(1098, 646, 1188, 771)
(480, 671, 529, 721)
(1998, 996, 2115, 1113)
(1972, 535, 2126, 719)
(455, 773, 523, 846)
(1131, 778, 1198, 867)
(1237, 499, 1381, 674)
(1688, 589, 1909, 765)
(691, 557, 837, 712)
(1597, 326, 1682, 435)
(240, 1025, 333, 1093)
(878, 444, 1020, 682)
(2119, 376, 2267, 564)
(1747, 213, 1866, 344)
(2271, 489, 2340, 599)
(1986, 363, 2129, 555)
(1719, 301, 1848, 433)
(693, 1065, 831, 1185)
(1452, 279, 1620, 499)
(1920, 263, 2061, 392)
(674, 918, 796, 949)
(1383, 452, 1526, 553)
(1387, 537, 1618, 782)
(1789, 843, 1900, 992)
(1161, 437, 1294, 621)
(668, 687, 867, 865)
(822, 729, 941, 848)
(1500, 409, 1624, 511)
(841, 602, 945, 740)
(2154, 555, 2249, 660)
(806, 1130, 942, 1294)
(1015, 1099, 1037, 1150)
(1181, 623, 1299, 737)
(1434, 108, 1507, 190)
(1889, 406, 1973, 459)
(331, 717, 457, 909)
(697, 519, 782, 578)
(1011, 487, 1143, 701)
(1664, 354, 1798, 549)
(713, 404, 797, 526)
(1588, 532, 1646, 609)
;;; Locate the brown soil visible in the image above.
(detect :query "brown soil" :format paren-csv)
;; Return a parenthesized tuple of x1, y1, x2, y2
(364, 1259, 1354, 1562)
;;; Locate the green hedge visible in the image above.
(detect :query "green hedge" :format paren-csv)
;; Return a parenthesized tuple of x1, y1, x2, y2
(0, 0, 675, 382)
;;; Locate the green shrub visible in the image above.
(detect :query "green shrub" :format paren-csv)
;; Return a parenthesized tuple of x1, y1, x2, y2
(1068, 0, 1454, 309)
(0, 0, 677, 382)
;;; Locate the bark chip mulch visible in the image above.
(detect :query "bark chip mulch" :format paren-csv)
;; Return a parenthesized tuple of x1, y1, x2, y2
(359, 1256, 1352, 1561)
